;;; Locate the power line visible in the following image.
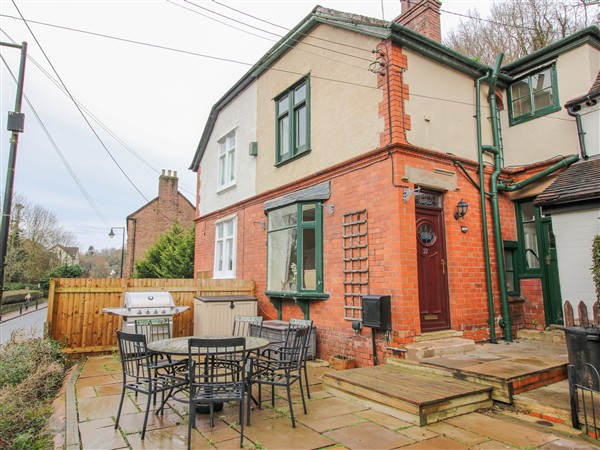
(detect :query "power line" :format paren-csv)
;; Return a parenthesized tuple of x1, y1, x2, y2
(1, 28, 196, 198)
(168, 1, 370, 72)
(0, 12, 380, 91)
(208, 0, 377, 55)
(10, 0, 152, 204)
(0, 53, 111, 228)
(179, 0, 375, 63)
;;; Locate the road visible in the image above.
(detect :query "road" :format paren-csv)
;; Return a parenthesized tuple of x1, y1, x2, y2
(1, 307, 47, 343)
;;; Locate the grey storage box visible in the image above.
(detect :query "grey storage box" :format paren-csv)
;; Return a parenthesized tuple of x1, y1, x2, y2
(251, 320, 317, 360)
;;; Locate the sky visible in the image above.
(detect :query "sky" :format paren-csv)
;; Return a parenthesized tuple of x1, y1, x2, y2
(0, 0, 494, 252)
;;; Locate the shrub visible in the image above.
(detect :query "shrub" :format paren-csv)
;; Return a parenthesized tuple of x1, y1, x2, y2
(0, 335, 67, 448)
(0, 289, 43, 306)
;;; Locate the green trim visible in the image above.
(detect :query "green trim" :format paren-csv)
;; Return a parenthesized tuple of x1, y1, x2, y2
(502, 26, 600, 75)
(265, 291, 330, 300)
(503, 240, 520, 296)
(515, 201, 543, 277)
(268, 297, 283, 320)
(276, 77, 311, 165)
(508, 64, 560, 126)
(266, 201, 325, 295)
(274, 149, 311, 167)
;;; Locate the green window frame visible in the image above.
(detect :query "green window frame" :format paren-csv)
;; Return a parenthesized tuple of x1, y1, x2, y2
(265, 202, 323, 296)
(508, 64, 560, 126)
(503, 240, 520, 296)
(275, 78, 310, 165)
(515, 200, 542, 277)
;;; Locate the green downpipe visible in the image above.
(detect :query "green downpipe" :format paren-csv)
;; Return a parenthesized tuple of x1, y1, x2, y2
(475, 73, 497, 344)
(486, 53, 514, 342)
(497, 154, 579, 192)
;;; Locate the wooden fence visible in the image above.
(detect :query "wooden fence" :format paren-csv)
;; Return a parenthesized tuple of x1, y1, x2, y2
(46, 277, 255, 355)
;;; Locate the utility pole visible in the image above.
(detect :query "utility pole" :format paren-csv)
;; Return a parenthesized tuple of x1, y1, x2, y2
(0, 41, 27, 321)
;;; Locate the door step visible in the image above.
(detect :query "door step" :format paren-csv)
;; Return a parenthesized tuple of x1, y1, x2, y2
(403, 337, 476, 362)
(322, 364, 493, 426)
(414, 330, 464, 342)
(516, 328, 566, 345)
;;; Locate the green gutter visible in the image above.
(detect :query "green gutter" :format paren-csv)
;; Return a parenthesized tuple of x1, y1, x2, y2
(501, 26, 599, 75)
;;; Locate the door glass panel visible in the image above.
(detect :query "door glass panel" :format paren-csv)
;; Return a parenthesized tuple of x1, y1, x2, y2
(417, 223, 436, 246)
(521, 202, 535, 222)
(415, 192, 442, 207)
(524, 222, 540, 269)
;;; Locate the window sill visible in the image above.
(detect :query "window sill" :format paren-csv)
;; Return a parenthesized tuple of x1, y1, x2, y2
(275, 148, 311, 168)
(216, 182, 237, 195)
(213, 274, 236, 280)
(509, 104, 561, 126)
(265, 290, 329, 300)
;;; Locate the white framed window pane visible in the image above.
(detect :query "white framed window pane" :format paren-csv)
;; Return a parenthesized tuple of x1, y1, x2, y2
(228, 150, 235, 182)
(218, 141, 226, 155)
(227, 133, 236, 149)
(216, 241, 224, 271)
(226, 238, 233, 271)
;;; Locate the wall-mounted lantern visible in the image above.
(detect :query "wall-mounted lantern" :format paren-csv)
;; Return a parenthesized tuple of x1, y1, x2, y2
(454, 199, 469, 220)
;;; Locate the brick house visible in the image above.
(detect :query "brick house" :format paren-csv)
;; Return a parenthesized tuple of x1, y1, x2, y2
(124, 170, 195, 277)
(190, 1, 600, 365)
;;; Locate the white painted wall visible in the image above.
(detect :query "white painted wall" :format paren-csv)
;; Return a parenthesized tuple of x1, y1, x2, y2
(501, 44, 600, 167)
(580, 104, 600, 157)
(199, 82, 257, 216)
(553, 208, 600, 315)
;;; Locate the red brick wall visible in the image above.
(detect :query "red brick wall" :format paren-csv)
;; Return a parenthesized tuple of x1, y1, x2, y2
(193, 144, 526, 365)
(125, 171, 196, 276)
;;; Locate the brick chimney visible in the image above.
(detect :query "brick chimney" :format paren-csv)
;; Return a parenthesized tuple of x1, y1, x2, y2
(158, 169, 179, 210)
(395, 0, 442, 43)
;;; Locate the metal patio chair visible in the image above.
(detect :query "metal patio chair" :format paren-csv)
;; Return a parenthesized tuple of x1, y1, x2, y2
(247, 326, 309, 427)
(288, 318, 313, 399)
(232, 315, 263, 337)
(114, 331, 188, 440)
(182, 337, 248, 449)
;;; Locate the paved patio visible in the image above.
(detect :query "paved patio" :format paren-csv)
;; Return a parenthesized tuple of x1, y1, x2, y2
(50, 354, 600, 449)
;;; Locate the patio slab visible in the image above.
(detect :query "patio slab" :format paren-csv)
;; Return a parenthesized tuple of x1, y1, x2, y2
(243, 415, 335, 450)
(78, 393, 138, 421)
(79, 417, 128, 450)
(326, 422, 413, 449)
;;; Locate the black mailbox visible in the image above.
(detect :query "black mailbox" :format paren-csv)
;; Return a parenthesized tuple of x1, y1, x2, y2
(362, 295, 391, 330)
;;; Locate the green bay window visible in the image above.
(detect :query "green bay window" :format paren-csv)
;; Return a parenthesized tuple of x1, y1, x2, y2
(508, 65, 560, 125)
(266, 202, 322, 295)
(276, 78, 310, 164)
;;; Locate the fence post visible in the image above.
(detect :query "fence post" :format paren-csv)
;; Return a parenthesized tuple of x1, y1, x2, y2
(46, 278, 56, 338)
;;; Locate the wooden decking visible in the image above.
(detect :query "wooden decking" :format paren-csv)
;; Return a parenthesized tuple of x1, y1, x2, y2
(322, 364, 493, 426)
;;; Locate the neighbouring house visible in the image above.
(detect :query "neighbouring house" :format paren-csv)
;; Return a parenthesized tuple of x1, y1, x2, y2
(190, 0, 600, 365)
(49, 244, 80, 266)
(124, 170, 195, 277)
(535, 72, 600, 322)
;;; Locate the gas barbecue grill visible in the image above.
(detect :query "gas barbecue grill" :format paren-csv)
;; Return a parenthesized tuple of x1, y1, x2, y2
(102, 291, 189, 335)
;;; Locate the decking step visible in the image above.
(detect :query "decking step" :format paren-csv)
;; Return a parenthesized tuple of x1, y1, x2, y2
(322, 364, 493, 426)
(420, 353, 567, 403)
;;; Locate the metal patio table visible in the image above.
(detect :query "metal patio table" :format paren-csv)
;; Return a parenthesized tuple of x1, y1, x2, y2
(147, 336, 270, 414)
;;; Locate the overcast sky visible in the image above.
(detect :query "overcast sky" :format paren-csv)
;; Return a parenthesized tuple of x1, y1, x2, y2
(0, 0, 493, 252)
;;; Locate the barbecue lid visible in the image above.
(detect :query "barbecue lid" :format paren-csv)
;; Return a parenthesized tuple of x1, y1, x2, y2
(124, 291, 175, 308)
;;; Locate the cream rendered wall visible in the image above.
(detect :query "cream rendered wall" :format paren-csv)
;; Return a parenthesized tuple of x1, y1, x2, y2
(199, 82, 257, 216)
(553, 208, 600, 316)
(403, 49, 492, 161)
(255, 24, 383, 194)
(580, 104, 599, 157)
(501, 45, 599, 167)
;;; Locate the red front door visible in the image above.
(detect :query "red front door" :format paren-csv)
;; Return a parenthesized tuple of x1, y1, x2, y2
(416, 199, 450, 332)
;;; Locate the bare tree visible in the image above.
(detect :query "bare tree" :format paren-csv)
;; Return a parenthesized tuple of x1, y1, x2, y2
(445, 0, 599, 65)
